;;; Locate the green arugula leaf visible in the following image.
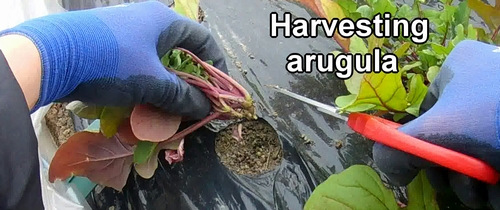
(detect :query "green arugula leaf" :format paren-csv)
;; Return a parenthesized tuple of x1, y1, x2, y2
(371, 0, 397, 16)
(393, 42, 410, 57)
(453, 0, 471, 33)
(431, 43, 451, 56)
(368, 36, 385, 52)
(416, 50, 439, 69)
(401, 61, 422, 73)
(337, 0, 357, 13)
(467, 24, 478, 40)
(134, 139, 183, 179)
(342, 36, 368, 95)
(406, 169, 440, 209)
(338, 0, 361, 20)
(304, 165, 439, 210)
(395, 4, 418, 19)
(422, 10, 442, 26)
(440, 5, 456, 23)
(344, 72, 364, 95)
(169, 49, 184, 69)
(335, 94, 377, 112)
(134, 141, 158, 164)
(405, 74, 428, 116)
(161, 48, 209, 81)
(475, 27, 492, 43)
(393, 113, 408, 122)
(451, 24, 466, 46)
(339, 71, 408, 112)
(160, 53, 171, 67)
(426, 66, 440, 83)
(100, 106, 132, 138)
(349, 36, 368, 53)
(356, 5, 373, 18)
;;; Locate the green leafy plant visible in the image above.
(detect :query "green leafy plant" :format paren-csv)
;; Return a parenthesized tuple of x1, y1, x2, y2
(296, 0, 500, 208)
(301, 0, 499, 121)
(48, 1, 257, 191)
(304, 165, 439, 210)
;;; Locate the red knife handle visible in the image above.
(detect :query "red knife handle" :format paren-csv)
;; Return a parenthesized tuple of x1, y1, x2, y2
(346, 112, 499, 185)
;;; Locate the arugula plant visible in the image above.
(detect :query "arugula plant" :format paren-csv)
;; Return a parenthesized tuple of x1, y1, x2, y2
(297, 0, 500, 208)
(304, 165, 439, 210)
(302, 0, 499, 121)
(48, 0, 256, 191)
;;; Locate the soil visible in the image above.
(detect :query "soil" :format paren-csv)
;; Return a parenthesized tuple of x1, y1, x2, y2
(215, 119, 283, 176)
(45, 103, 76, 147)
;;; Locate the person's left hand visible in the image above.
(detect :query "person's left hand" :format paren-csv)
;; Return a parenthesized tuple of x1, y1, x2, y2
(0, 1, 228, 119)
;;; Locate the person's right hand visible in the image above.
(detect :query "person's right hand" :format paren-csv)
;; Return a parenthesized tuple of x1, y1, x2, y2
(372, 40, 500, 209)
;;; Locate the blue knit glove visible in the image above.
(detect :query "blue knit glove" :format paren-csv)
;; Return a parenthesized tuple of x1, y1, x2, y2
(373, 40, 500, 209)
(0, 1, 228, 119)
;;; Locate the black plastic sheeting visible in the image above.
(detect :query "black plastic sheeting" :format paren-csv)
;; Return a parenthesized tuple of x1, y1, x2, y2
(60, 0, 488, 209)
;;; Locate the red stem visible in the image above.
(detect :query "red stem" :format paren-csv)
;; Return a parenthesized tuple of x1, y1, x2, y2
(184, 74, 240, 98)
(179, 71, 245, 110)
(213, 107, 227, 113)
(206, 66, 237, 94)
(492, 25, 500, 41)
(208, 95, 222, 107)
(170, 53, 248, 107)
(210, 78, 221, 89)
(207, 64, 248, 97)
(164, 112, 223, 143)
(209, 76, 229, 91)
(203, 65, 242, 95)
(183, 77, 219, 95)
(172, 69, 202, 81)
(176, 48, 249, 98)
(180, 53, 231, 92)
(219, 97, 230, 110)
(219, 94, 245, 103)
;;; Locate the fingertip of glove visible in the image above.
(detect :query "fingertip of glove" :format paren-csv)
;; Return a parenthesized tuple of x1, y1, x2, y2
(373, 143, 420, 186)
(424, 167, 450, 191)
(178, 80, 212, 120)
(488, 185, 500, 210)
(189, 102, 211, 120)
(448, 173, 488, 209)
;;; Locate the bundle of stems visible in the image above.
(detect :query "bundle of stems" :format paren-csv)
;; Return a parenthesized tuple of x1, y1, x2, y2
(164, 47, 256, 142)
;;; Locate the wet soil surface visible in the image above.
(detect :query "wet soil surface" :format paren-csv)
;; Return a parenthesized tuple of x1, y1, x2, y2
(45, 102, 75, 147)
(215, 120, 283, 176)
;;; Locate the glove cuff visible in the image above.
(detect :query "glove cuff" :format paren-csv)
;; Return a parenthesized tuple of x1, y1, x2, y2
(0, 12, 120, 112)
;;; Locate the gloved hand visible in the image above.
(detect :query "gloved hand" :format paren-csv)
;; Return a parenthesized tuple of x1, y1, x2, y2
(373, 40, 500, 209)
(0, 1, 228, 119)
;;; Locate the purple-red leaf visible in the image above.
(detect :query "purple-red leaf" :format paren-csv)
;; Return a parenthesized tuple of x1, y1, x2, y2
(116, 118, 140, 145)
(130, 104, 182, 142)
(48, 131, 134, 191)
